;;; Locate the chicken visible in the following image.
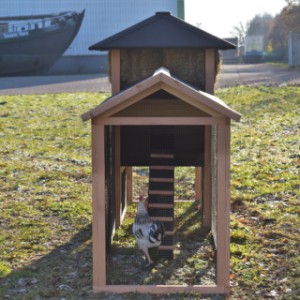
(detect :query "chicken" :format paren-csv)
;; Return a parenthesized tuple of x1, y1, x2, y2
(132, 195, 165, 268)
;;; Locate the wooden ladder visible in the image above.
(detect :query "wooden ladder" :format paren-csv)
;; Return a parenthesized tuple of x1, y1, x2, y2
(148, 153, 175, 260)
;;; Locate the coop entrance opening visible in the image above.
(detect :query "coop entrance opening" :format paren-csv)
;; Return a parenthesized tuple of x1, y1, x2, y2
(107, 165, 216, 285)
(105, 125, 218, 286)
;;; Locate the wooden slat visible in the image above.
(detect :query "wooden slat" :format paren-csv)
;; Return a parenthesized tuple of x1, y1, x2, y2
(150, 166, 174, 171)
(150, 153, 174, 159)
(150, 216, 173, 222)
(164, 231, 174, 235)
(94, 284, 225, 294)
(149, 177, 174, 183)
(149, 190, 174, 196)
(159, 245, 174, 250)
(148, 203, 173, 209)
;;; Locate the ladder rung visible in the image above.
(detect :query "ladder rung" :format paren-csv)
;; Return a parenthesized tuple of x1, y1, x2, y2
(151, 216, 173, 222)
(149, 190, 174, 196)
(150, 166, 174, 170)
(149, 177, 174, 183)
(150, 153, 174, 159)
(165, 231, 174, 236)
(159, 245, 173, 250)
(148, 203, 173, 209)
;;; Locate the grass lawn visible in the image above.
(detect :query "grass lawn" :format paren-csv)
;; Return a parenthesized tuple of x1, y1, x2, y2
(0, 86, 299, 299)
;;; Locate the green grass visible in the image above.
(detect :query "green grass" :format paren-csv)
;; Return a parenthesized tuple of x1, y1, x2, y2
(0, 86, 299, 299)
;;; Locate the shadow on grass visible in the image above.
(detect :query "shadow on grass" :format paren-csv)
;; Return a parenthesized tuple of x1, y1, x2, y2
(1, 207, 223, 300)
(0, 224, 95, 299)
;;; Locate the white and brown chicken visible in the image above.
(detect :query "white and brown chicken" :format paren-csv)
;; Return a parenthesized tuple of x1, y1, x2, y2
(132, 195, 165, 268)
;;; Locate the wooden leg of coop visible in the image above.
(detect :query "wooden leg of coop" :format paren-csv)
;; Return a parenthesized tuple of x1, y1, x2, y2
(195, 167, 202, 206)
(216, 119, 231, 293)
(203, 126, 212, 229)
(126, 167, 133, 204)
(92, 121, 106, 289)
(115, 126, 121, 228)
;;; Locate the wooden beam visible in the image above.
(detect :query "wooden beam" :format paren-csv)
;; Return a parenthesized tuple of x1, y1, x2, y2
(110, 49, 120, 95)
(203, 126, 212, 228)
(195, 167, 202, 204)
(114, 126, 121, 228)
(216, 118, 230, 294)
(98, 117, 224, 126)
(126, 167, 133, 204)
(91, 120, 106, 290)
(94, 285, 225, 294)
(205, 48, 215, 94)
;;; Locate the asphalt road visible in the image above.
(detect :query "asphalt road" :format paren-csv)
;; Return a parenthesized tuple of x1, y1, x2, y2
(0, 73, 111, 95)
(216, 63, 300, 88)
(0, 64, 299, 95)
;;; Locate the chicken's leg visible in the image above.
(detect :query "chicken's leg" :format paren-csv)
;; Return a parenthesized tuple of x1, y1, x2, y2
(141, 247, 154, 268)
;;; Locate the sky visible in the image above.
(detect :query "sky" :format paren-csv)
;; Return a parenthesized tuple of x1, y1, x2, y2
(185, 0, 287, 38)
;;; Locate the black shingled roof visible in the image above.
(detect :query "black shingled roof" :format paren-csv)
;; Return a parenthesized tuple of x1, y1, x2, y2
(89, 12, 236, 50)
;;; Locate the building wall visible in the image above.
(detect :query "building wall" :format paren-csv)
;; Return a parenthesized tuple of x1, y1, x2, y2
(288, 31, 300, 67)
(1, 0, 180, 74)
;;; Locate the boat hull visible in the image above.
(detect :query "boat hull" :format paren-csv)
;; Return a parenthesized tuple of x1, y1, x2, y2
(0, 11, 84, 76)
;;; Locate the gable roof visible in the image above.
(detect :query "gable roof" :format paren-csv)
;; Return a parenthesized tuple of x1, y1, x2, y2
(89, 12, 236, 50)
(81, 67, 241, 122)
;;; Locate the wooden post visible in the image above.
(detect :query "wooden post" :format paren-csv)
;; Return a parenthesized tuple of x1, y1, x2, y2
(115, 126, 121, 227)
(91, 120, 106, 290)
(202, 126, 211, 228)
(111, 49, 121, 226)
(195, 167, 202, 205)
(216, 118, 231, 293)
(126, 167, 133, 204)
(205, 48, 215, 94)
(110, 49, 120, 95)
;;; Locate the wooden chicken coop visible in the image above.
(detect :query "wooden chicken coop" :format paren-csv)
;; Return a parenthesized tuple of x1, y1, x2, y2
(82, 12, 241, 296)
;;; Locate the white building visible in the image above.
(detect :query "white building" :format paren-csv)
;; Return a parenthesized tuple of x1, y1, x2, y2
(1, 0, 184, 74)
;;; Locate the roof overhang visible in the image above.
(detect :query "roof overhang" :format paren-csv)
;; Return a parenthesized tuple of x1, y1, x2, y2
(81, 67, 241, 122)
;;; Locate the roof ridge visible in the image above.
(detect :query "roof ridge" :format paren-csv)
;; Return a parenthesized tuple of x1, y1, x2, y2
(89, 12, 236, 50)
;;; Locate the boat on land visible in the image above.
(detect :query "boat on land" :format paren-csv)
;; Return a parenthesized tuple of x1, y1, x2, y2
(0, 10, 85, 76)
